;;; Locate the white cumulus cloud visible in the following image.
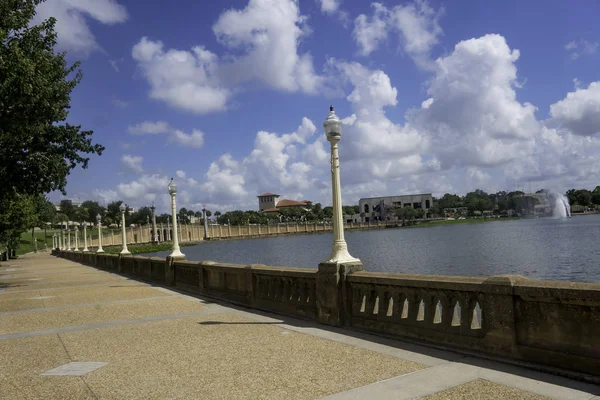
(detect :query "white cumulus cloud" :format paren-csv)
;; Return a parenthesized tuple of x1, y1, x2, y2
(548, 82, 600, 136)
(132, 0, 323, 115)
(170, 129, 205, 149)
(413, 34, 539, 168)
(353, 0, 442, 68)
(128, 121, 206, 149)
(353, 3, 389, 56)
(132, 38, 229, 114)
(121, 154, 144, 173)
(128, 121, 172, 135)
(317, 0, 340, 13)
(564, 39, 599, 60)
(32, 0, 128, 56)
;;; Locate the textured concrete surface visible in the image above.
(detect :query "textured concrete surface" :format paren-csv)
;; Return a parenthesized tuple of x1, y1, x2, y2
(0, 286, 169, 312)
(0, 296, 207, 334)
(0, 277, 129, 292)
(422, 379, 551, 399)
(1, 253, 600, 400)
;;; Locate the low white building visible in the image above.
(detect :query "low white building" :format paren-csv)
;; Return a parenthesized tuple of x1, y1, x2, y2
(359, 193, 433, 221)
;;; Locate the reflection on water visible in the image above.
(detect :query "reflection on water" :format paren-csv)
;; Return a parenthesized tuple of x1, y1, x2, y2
(146, 214, 600, 282)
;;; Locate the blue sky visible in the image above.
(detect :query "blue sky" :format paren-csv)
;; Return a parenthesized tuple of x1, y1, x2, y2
(37, 0, 600, 213)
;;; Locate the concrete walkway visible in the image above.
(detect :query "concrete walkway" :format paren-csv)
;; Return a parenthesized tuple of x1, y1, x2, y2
(1, 253, 598, 400)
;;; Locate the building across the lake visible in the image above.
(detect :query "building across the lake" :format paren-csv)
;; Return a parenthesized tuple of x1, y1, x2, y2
(257, 193, 310, 213)
(359, 193, 433, 221)
(54, 198, 82, 211)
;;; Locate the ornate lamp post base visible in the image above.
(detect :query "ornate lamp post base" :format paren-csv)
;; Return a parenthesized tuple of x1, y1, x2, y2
(166, 252, 186, 260)
(326, 240, 362, 265)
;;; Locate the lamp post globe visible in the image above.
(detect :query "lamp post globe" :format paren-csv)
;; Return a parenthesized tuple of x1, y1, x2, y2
(167, 178, 185, 259)
(168, 178, 177, 195)
(120, 203, 130, 255)
(322, 105, 360, 265)
(324, 105, 342, 141)
(96, 214, 104, 253)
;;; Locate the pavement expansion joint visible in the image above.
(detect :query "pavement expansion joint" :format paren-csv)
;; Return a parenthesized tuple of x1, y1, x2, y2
(41, 362, 108, 376)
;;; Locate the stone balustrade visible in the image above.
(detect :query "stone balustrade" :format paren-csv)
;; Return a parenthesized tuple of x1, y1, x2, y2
(344, 272, 600, 377)
(54, 250, 600, 381)
(74, 221, 405, 252)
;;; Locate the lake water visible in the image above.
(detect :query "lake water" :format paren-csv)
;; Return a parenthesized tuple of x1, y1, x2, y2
(146, 215, 600, 282)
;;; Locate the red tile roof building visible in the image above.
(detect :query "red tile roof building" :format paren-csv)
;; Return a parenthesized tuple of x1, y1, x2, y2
(258, 193, 310, 213)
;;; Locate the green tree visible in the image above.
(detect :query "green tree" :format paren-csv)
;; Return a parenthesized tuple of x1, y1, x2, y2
(178, 207, 190, 224)
(156, 213, 170, 224)
(464, 190, 492, 215)
(54, 212, 68, 229)
(437, 193, 462, 210)
(0, 0, 104, 203)
(0, 193, 37, 254)
(575, 189, 592, 206)
(566, 189, 577, 206)
(131, 206, 152, 225)
(342, 206, 356, 216)
(59, 200, 76, 221)
(592, 186, 600, 206)
(431, 200, 444, 217)
(396, 206, 416, 226)
(80, 200, 105, 223)
(72, 205, 88, 224)
(106, 201, 123, 227)
(33, 195, 55, 248)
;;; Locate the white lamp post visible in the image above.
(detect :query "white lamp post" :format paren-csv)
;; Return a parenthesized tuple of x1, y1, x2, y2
(67, 226, 71, 251)
(323, 105, 360, 265)
(151, 203, 157, 243)
(74, 226, 79, 251)
(96, 214, 104, 253)
(83, 221, 89, 252)
(120, 204, 130, 255)
(168, 178, 185, 259)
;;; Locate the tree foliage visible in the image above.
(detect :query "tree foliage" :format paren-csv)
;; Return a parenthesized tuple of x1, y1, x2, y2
(106, 201, 123, 226)
(34, 195, 55, 226)
(58, 200, 76, 220)
(0, 193, 37, 250)
(0, 0, 104, 252)
(80, 200, 105, 223)
(0, 0, 104, 201)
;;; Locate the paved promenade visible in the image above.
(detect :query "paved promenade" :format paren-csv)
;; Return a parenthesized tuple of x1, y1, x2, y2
(1, 254, 599, 399)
